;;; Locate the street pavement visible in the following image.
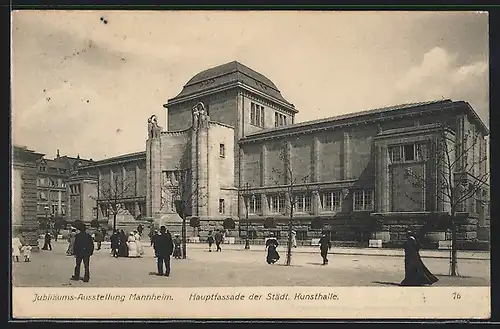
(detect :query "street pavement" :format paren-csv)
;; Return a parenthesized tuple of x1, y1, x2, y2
(11, 240, 490, 287)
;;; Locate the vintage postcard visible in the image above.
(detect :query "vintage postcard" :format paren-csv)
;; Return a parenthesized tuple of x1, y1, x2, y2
(10, 10, 490, 319)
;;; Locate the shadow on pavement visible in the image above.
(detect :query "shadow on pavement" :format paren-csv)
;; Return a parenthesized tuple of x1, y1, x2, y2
(372, 281, 401, 286)
(306, 262, 325, 266)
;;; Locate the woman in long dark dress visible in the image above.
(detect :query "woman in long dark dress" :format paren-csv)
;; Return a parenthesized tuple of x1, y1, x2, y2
(400, 231, 439, 286)
(265, 233, 280, 264)
(118, 230, 129, 257)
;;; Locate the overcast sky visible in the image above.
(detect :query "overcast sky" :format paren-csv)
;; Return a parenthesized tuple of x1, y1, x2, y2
(11, 11, 489, 160)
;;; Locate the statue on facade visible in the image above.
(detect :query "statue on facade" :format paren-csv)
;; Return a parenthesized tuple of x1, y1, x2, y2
(192, 102, 209, 130)
(192, 105, 200, 131)
(148, 115, 162, 138)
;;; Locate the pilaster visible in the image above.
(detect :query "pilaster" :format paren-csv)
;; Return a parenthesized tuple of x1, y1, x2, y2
(312, 136, 320, 182)
(312, 190, 321, 216)
(261, 193, 269, 217)
(261, 144, 267, 187)
(343, 131, 352, 180)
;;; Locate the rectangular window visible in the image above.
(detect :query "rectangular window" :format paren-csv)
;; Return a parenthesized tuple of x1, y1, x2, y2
(249, 194, 262, 214)
(321, 191, 342, 212)
(283, 116, 287, 125)
(250, 102, 265, 127)
(219, 199, 225, 214)
(275, 113, 279, 127)
(219, 143, 225, 158)
(295, 194, 312, 213)
(353, 190, 374, 211)
(268, 194, 286, 214)
(389, 143, 428, 163)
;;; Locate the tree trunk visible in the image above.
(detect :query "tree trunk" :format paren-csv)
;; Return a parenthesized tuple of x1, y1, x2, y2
(113, 213, 117, 232)
(286, 215, 293, 266)
(450, 218, 458, 276)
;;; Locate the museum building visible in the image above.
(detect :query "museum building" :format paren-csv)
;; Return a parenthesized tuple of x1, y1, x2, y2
(70, 61, 490, 246)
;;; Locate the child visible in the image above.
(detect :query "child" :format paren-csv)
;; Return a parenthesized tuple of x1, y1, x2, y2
(21, 244, 32, 262)
(173, 234, 182, 259)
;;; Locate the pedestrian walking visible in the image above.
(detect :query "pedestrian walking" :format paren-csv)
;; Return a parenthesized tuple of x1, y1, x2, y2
(71, 223, 94, 282)
(12, 236, 22, 262)
(291, 230, 297, 248)
(207, 231, 214, 252)
(319, 233, 331, 265)
(94, 230, 103, 250)
(153, 226, 174, 276)
(110, 230, 120, 257)
(42, 231, 52, 251)
(127, 232, 140, 258)
(151, 229, 159, 247)
(66, 228, 77, 256)
(400, 231, 439, 286)
(118, 230, 129, 257)
(137, 224, 143, 236)
(215, 230, 224, 252)
(134, 230, 145, 256)
(265, 233, 280, 264)
(173, 234, 182, 259)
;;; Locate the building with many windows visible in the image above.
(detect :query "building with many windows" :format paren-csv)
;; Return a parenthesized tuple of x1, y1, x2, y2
(70, 61, 489, 246)
(36, 151, 93, 225)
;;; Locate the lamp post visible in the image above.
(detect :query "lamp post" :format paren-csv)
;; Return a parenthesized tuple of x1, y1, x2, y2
(242, 182, 251, 250)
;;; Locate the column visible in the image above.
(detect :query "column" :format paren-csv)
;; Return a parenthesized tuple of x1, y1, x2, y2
(313, 190, 321, 216)
(312, 136, 320, 182)
(261, 144, 267, 187)
(261, 193, 269, 217)
(122, 166, 127, 196)
(343, 131, 351, 180)
(197, 122, 209, 217)
(135, 165, 139, 196)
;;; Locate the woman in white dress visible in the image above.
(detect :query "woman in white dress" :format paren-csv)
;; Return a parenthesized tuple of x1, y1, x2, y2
(12, 236, 22, 262)
(133, 230, 144, 256)
(127, 232, 140, 258)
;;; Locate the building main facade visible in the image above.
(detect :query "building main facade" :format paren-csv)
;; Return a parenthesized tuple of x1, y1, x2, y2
(68, 61, 489, 246)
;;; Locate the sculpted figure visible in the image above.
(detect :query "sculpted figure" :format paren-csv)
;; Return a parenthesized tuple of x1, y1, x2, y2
(147, 117, 153, 138)
(192, 106, 199, 130)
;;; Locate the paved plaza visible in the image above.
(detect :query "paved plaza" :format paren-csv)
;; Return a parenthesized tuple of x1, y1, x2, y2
(11, 240, 490, 287)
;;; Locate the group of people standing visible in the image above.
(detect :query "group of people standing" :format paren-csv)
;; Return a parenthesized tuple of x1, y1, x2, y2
(109, 229, 145, 258)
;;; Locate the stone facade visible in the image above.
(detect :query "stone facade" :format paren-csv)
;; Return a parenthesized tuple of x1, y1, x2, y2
(158, 61, 489, 245)
(46, 61, 489, 247)
(69, 152, 148, 230)
(12, 146, 45, 250)
(36, 152, 93, 224)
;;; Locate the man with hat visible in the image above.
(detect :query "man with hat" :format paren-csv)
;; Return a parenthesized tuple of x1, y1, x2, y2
(319, 232, 332, 265)
(154, 226, 174, 276)
(71, 222, 94, 282)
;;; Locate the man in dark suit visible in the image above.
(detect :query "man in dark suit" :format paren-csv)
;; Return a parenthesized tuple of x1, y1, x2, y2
(319, 233, 332, 265)
(154, 226, 174, 276)
(71, 223, 94, 282)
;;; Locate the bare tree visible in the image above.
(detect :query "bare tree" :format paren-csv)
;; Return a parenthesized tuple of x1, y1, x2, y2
(95, 174, 136, 232)
(160, 168, 207, 259)
(270, 140, 310, 266)
(403, 128, 489, 276)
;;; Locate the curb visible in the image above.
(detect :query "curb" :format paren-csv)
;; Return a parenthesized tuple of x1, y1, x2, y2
(52, 241, 489, 261)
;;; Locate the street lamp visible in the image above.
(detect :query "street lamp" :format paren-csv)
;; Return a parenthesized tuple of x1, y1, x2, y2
(242, 182, 252, 250)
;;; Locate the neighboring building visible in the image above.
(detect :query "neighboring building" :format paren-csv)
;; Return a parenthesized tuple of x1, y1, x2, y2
(12, 145, 44, 249)
(36, 150, 93, 225)
(68, 61, 489, 246)
(70, 151, 147, 229)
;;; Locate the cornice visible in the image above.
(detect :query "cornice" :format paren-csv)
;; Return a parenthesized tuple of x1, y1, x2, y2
(239, 103, 463, 144)
(165, 81, 297, 113)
